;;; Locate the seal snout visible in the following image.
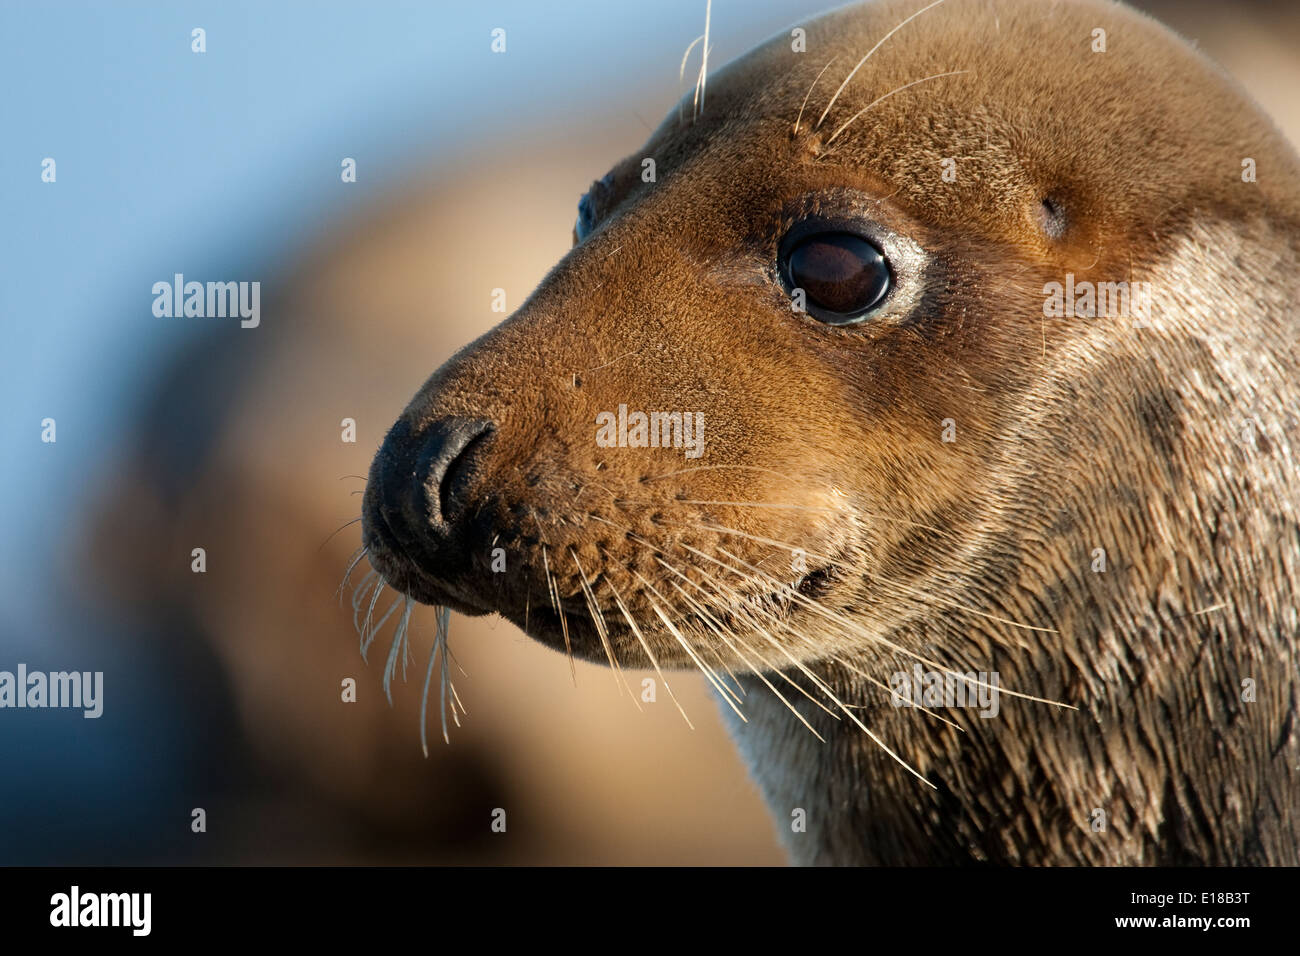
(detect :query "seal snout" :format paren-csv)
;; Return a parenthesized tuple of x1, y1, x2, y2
(362, 415, 496, 608)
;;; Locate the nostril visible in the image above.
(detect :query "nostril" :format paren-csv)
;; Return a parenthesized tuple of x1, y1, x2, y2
(369, 414, 496, 569)
(415, 417, 496, 526)
(435, 422, 494, 523)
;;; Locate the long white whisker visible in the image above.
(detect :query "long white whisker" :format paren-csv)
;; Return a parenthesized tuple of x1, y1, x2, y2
(420, 605, 459, 753)
(694, 0, 712, 121)
(337, 545, 368, 603)
(655, 552, 841, 722)
(814, 0, 950, 130)
(592, 515, 838, 724)
(351, 570, 378, 621)
(628, 567, 748, 722)
(599, 562, 696, 730)
(571, 548, 639, 708)
(542, 545, 577, 685)
(824, 69, 970, 146)
(664, 574, 826, 741)
(703, 543, 1072, 710)
(833, 654, 965, 732)
(359, 579, 385, 657)
(678, 34, 705, 124)
(382, 597, 414, 706)
(362, 595, 404, 661)
(794, 56, 838, 136)
(696, 520, 1061, 636)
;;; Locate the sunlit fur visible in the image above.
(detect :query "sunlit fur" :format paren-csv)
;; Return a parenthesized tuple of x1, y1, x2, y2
(361, 0, 1300, 864)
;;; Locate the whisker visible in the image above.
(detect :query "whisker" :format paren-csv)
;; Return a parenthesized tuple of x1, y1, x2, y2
(695, 521, 838, 565)
(677, 34, 705, 125)
(707, 595, 937, 787)
(814, 0, 950, 130)
(360, 581, 386, 656)
(420, 605, 460, 753)
(663, 574, 826, 740)
(832, 654, 965, 732)
(611, 526, 839, 730)
(651, 568, 748, 701)
(382, 597, 414, 706)
(600, 563, 696, 730)
(591, 517, 948, 768)
(627, 567, 748, 722)
(703, 543, 1072, 710)
(419, 613, 443, 755)
(793, 56, 838, 136)
(337, 545, 369, 604)
(714, 654, 747, 700)
(729, 629, 838, 722)
(697, 520, 1060, 635)
(351, 569, 378, 619)
(693, 0, 712, 121)
(824, 69, 970, 147)
(678, 540, 935, 787)
(570, 548, 639, 708)
(653, 551, 840, 722)
(542, 545, 577, 685)
(362, 595, 404, 661)
(318, 515, 363, 553)
(618, 500, 949, 537)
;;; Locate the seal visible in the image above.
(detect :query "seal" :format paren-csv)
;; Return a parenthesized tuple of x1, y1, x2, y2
(359, 0, 1300, 864)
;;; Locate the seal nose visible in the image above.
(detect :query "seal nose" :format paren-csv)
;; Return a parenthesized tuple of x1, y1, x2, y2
(416, 416, 495, 527)
(370, 416, 495, 562)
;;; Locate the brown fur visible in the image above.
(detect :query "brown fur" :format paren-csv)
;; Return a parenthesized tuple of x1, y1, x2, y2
(362, 0, 1300, 864)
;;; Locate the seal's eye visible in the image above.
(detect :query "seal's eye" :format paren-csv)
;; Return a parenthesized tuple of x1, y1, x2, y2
(781, 231, 891, 324)
(574, 191, 598, 245)
(573, 171, 616, 246)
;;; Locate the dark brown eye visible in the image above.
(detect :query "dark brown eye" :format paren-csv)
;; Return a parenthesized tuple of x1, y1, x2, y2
(782, 231, 891, 324)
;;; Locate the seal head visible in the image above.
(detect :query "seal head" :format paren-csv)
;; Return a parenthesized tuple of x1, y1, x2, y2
(362, 0, 1300, 864)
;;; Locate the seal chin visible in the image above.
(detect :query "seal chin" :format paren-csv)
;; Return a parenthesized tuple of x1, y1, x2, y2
(360, 529, 491, 615)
